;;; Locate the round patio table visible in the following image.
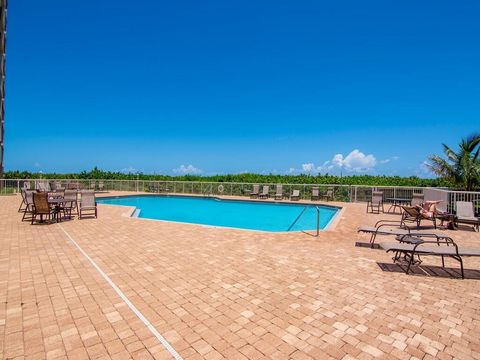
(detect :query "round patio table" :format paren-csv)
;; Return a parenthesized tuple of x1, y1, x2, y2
(386, 197, 411, 214)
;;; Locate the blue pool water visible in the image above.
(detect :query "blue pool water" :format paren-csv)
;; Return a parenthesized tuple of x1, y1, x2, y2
(97, 195, 340, 232)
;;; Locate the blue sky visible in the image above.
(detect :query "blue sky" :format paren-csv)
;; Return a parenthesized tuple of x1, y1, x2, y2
(5, 0, 480, 176)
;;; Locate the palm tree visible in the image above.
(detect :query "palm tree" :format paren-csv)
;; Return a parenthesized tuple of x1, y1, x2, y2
(426, 133, 480, 190)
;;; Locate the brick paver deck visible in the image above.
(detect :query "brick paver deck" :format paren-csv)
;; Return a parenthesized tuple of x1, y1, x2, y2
(1, 192, 479, 359)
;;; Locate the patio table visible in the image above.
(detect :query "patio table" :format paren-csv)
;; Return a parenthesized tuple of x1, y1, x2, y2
(386, 197, 411, 214)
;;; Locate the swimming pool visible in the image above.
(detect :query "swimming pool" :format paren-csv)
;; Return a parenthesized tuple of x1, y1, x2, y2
(98, 195, 340, 233)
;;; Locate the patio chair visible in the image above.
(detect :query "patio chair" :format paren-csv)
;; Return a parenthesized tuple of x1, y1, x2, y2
(357, 219, 450, 247)
(79, 191, 97, 219)
(63, 189, 78, 218)
(53, 181, 64, 191)
(366, 191, 384, 213)
(322, 188, 334, 202)
(23, 181, 31, 190)
(274, 184, 283, 200)
(98, 181, 105, 191)
(455, 201, 480, 231)
(31, 192, 57, 224)
(21, 190, 35, 221)
(90, 181, 96, 190)
(401, 206, 436, 229)
(250, 184, 260, 198)
(290, 189, 300, 201)
(379, 237, 480, 279)
(36, 181, 49, 192)
(18, 189, 27, 212)
(410, 193, 424, 207)
(259, 185, 270, 199)
(311, 187, 320, 201)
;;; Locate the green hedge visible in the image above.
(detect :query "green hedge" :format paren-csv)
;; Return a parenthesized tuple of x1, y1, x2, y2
(3, 167, 452, 187)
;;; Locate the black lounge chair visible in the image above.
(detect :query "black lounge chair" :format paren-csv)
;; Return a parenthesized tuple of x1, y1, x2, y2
(357, 220, 450, 248)
(379, 236, 480, 279)
(401, 206, 436, 229)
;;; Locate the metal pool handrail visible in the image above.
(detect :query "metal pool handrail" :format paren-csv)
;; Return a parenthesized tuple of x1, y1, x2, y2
(288, 206, 321, 237)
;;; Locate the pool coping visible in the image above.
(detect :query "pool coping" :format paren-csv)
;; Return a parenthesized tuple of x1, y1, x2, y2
(97, 193, 344, 234)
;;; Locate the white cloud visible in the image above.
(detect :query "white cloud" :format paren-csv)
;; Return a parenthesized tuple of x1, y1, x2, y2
(316, 161, 333, 174)
(332, 154, 344, 168)
(379, 155, 399, 164)
(412, 161, 435, 178)
(331, 149, 377, 173)
(120, 166, 142, 174)
(172, 164, 203, 175)
(290, 150, 378, 175)
(302, 163, 315, 173)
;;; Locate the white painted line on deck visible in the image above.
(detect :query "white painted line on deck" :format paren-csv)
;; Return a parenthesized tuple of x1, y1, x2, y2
(57, 224, 183, 360)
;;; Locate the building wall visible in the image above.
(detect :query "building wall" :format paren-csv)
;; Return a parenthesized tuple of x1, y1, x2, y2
(0, 0, 6, 176)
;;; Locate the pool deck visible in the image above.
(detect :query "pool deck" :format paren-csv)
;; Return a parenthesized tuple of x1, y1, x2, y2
(1, 192, 480, 359)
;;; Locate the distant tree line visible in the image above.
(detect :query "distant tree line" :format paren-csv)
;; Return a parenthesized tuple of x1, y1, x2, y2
(3, 167, 452, 187)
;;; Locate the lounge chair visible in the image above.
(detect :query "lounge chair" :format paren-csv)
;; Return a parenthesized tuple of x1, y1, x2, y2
(274, 185, 283, 200)
(357, 220, 450, 247)
(379, 237, 480, 279)
(322, 188, 334, 202)
(31, 192, 57, 224)
(311, 187, 320, 201)
(401, 205, 436, 229)
(366, 191, 384, 213)
(259, 185, 270, 199)
(290, 189, 300, 201)
(250, 184, 260, 198)
(90, 181, 96, 190)
(79, 191, 97, 219)
(98, 181, 105, 191)
(455, 201, 480, 231)
(23, 181, 30, 190)
(410, 193, 424, 207)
